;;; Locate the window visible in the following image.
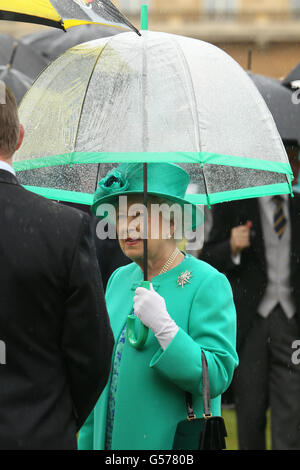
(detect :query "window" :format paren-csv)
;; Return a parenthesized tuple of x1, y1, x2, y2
(291, 0, 300, 13)
(119, 0, 151, 14)
(204, 0, 237, 17)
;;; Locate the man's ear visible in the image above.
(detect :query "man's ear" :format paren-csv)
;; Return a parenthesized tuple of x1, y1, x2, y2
(15, 124, 24, 151)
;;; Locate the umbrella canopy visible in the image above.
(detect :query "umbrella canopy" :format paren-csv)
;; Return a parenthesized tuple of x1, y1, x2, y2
(0, 33, 48, 80)
(14, 31, 293, 206)
(282, 61, 300, 89)
(0, 34, 49, 103)
(21, 24, 121, 61)
(249, 72, 300, 146)
(0, 66, 32, 103)
(0, 36, 43, 103)
(0, 0, 139, 34)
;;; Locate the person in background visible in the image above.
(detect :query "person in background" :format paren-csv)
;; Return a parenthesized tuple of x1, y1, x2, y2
(200, 141, 300, 450)
(0, 85, 114, 450)
(61, 202, 130, 291)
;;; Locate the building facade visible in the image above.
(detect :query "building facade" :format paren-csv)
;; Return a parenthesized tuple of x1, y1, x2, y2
(0, 1, 300, 78)
(116, 0, 300, 78)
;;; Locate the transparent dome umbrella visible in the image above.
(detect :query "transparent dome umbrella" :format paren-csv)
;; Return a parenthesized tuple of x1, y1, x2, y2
(15, 30, 293, 208)
(13, 25, 294, 349)
(0, 0, 140, 34)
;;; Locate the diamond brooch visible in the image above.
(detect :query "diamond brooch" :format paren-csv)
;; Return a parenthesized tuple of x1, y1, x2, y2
(177, 270, 192, 288)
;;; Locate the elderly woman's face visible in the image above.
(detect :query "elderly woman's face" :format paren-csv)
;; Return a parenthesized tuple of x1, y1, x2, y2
(116, 195, 174, 262)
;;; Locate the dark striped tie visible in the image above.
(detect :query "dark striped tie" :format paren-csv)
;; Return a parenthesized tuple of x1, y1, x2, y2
(273, 196, 287, 239)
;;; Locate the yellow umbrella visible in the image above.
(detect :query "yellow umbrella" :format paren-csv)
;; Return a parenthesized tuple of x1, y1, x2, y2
(0, 0, 140, 34)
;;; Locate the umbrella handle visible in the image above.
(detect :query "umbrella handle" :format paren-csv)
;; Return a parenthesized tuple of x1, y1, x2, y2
(126, 281, 150, 350)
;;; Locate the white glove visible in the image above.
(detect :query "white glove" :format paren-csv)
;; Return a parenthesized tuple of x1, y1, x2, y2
(133, 284, 179, 350)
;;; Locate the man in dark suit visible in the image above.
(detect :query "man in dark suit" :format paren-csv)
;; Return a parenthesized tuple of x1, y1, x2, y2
(201, 142, 300, 450)
(0, 86, 114, 449)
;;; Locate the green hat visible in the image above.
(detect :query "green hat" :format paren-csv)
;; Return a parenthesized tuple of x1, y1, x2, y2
(92, 163, 204, 230)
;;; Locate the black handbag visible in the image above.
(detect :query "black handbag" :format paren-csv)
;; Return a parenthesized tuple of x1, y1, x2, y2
(172, 351, 227, 450)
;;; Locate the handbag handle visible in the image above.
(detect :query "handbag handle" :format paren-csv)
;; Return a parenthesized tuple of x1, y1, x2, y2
(186, 350, 211, 420)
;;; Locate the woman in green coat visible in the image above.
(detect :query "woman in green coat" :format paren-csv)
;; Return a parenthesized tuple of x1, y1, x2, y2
(78, 162, 239, 450)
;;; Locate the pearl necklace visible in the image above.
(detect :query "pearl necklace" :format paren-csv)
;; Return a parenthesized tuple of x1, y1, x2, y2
(159, 247, 181, 275)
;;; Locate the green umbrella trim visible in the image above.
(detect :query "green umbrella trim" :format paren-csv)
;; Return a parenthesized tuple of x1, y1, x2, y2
(14, 151, 293, 177)
(23, 185, 94, 205)
(23, 181, 292, 207)
(187, 182, 293, 205)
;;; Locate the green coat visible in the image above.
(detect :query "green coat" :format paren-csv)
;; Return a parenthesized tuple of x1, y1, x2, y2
(78, 254, 238, 450)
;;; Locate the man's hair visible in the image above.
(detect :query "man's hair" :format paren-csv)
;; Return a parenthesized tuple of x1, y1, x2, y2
(0, 85, 20, 157)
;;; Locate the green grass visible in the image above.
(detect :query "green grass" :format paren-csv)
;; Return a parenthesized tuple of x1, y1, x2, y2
(221, 407, 271, 450)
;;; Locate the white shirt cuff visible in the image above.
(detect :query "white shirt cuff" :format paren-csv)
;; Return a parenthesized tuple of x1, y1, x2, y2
(231, 253, 241, 265)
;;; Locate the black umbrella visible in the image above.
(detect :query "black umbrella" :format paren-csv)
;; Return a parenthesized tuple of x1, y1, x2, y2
(282, 62, 300, 89)
(0, 67, 32, 104)
(0, 42, 34, 103)
(21, 23, 121, 62)
(248, 72, 300, 146)
(0, 33, 48, 80)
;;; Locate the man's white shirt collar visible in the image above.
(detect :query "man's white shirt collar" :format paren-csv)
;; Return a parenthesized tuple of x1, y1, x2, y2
(0, 161, 16, 176)
(261, 194, 289, 205)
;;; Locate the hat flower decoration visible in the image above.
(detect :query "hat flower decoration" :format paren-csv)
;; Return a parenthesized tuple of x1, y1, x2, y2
(97, 169, 129, 198)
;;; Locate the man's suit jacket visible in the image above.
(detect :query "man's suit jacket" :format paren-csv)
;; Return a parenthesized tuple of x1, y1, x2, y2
(201, 194, 300, 351)
(0, 170, 114, 450)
